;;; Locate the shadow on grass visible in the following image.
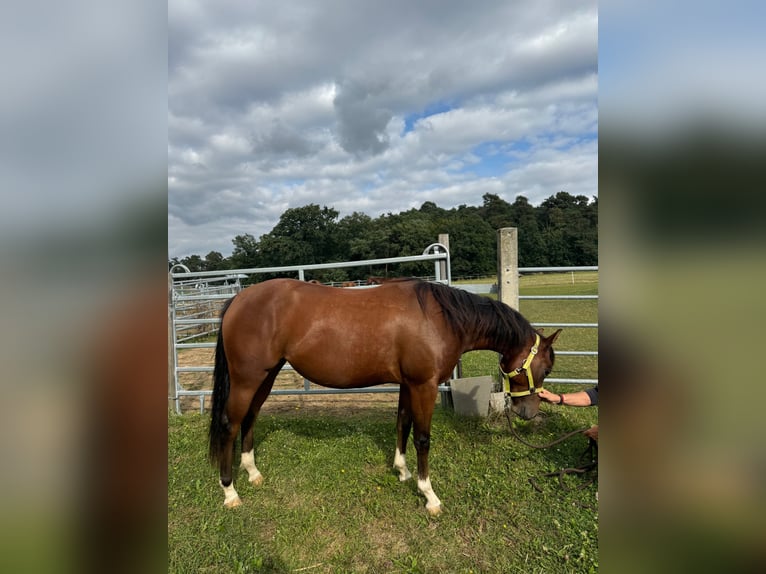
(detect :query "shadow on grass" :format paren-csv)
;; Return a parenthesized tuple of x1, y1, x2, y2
(251, 409, 396, 463)
(247, 402, 595, 486)
(435, 405, 598, 490)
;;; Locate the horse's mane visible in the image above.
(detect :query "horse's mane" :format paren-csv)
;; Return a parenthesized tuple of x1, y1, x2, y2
(412, 280, 536, 350)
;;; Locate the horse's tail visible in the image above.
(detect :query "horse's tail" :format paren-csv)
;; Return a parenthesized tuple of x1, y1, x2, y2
(209, 296, 236, 466)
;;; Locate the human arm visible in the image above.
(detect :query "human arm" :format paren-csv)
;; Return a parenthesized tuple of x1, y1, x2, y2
(538, 387, 597, 407)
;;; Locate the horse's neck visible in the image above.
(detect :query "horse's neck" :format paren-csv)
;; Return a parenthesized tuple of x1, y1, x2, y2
(460, 330, 514, 357)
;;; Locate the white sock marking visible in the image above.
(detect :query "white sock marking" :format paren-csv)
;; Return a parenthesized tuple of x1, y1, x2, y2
(240, 450, 263, 483)
(220, 479, 241, 507)
(417, 476, 442, 511)
(393, 447, 412, 481)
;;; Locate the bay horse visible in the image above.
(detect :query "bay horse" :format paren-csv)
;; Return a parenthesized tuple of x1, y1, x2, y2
(209, 278, 561, 514)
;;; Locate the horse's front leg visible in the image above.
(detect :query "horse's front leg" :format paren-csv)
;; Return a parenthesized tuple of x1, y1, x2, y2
(410, 382, 442, 516)
(393, 386, 413, 482)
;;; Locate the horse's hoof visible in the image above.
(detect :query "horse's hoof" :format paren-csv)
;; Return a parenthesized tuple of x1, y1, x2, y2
(250, 474, 264, 487)
(223, 496, 242, 509)
(426, 504, 442, 516)
(399, 471, 412, 482)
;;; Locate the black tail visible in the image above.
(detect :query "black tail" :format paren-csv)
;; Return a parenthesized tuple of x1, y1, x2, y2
(209, 297, 235, 466)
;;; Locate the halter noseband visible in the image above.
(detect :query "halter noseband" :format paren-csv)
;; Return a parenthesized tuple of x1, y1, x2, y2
(500, 334, 541, 398)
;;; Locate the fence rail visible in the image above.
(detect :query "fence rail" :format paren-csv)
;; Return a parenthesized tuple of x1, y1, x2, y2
(169, 248, 596, 414)
(169, 245, 451, 413)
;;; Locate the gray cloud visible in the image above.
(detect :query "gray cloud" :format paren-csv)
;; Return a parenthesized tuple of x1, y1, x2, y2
(333, 79, 393, 156)
(168, 0, 598, 258)
(252, 119, 317, 159)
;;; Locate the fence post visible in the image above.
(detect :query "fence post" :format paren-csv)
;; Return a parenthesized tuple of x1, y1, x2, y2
(168, 272, 176, 412)
(497, 228, 519, 309)
(437, 233, 449, 282)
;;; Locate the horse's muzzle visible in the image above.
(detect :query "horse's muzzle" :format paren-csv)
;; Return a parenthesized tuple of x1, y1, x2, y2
(510, 399, 539, 420)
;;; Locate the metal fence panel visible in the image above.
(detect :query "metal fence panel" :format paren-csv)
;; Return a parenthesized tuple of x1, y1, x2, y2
(169, 251, 597, 414)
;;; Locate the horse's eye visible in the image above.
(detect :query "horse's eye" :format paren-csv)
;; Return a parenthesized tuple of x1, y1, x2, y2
(544, 369, 551, 377)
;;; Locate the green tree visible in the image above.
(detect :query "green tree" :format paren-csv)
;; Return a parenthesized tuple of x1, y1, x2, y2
(347, 217, 397, 278)
(538, 191, 598, 265)
(173, 191, 597, 279)
(180, 254, 204, 272)
(386, 210, 437, 276)
(202, 250, 229, 271)
(438, 207, 495, 276)
(509, 196, 547, 266)
(230, 233, 260, 269)
(479, 193, 514, 229)
(258, 205, 341, 279)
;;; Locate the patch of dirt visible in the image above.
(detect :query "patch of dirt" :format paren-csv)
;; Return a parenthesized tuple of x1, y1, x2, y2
(175, 348, 400, 416)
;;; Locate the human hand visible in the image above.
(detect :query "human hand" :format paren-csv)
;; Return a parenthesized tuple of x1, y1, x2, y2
(537, 388, 559, 403)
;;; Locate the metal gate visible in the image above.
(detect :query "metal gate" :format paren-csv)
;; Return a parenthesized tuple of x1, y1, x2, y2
(169, 244, 451, 414)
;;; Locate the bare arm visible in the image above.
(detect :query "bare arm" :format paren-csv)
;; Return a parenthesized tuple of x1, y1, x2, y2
(538, 388, 595, 407)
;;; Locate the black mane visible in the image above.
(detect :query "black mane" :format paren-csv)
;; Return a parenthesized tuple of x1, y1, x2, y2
(413, 281, 536, 352)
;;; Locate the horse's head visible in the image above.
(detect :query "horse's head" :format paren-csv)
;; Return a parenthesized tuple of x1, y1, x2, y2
(500, 329, 562, 420)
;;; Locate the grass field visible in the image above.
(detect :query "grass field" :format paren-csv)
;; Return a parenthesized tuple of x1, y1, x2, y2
(169, 406, 598, 573)
(169, 271, 598, 572)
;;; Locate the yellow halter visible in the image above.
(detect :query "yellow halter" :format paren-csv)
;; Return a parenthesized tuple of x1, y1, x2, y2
(500, 334, 541, 398)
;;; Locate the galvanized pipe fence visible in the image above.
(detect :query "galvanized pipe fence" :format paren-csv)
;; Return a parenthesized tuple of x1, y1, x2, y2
(169, 244, 597, 414)
(169, 244, 451, 413)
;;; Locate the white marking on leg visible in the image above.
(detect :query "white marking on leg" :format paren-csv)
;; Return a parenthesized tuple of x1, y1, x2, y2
(393, 447, 412, 481)
(417, 476, 442, 515)
(220, 479, 242, 508)
(240, 449, 263, 485)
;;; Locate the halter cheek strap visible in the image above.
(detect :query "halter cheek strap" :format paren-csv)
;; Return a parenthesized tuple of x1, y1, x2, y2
(500, 334, 540, 398)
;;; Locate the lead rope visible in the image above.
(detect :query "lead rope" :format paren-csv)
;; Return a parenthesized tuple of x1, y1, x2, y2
(504, 405, 598, 506)
(504, 407, 590, 449)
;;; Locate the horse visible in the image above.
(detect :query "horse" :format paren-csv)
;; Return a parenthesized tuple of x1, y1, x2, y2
(366, 276, 389, 285)
(208, 278, 561, 514)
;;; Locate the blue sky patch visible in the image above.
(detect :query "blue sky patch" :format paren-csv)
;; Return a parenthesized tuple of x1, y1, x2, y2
(456, 140, 533, 177)
(403, 100, 457, 134)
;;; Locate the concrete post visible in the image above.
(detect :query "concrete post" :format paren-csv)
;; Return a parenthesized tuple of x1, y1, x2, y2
(437, 233, 449, 282)
(497, 228, 519, 309)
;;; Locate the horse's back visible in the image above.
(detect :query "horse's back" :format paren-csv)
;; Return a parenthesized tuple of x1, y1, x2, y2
(222, 278, 443, 387)
(229, 278, 416, 321)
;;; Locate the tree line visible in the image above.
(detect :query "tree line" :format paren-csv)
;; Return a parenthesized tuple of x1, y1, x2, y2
(169, 191, 597, 282)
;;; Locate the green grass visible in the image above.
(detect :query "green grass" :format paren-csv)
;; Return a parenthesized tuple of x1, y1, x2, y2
(170, 272, 599, 572)
(169, 407, 598, 573)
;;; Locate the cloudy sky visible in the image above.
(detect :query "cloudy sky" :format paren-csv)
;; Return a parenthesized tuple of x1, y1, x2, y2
(168, 0, 598, 258)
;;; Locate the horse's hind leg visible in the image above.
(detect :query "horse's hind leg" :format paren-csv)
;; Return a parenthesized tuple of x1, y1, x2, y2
(218, 384, 257, 508)
(409, 381, 442, 516)
(239, 409, 262, 486)
(393, 385, 413, 481)
(240, 361, 283, 486)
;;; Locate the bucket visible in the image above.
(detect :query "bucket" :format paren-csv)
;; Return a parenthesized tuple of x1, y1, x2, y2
(449, 376, 494, 417)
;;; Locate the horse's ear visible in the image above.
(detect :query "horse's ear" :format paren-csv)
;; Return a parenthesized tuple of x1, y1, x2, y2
(544, 328, 562, 345)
